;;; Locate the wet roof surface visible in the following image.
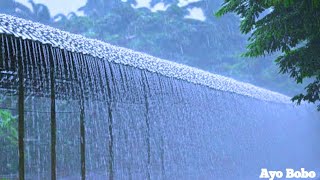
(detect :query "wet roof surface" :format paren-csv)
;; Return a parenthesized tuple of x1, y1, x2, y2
(0, 13, 291, 103)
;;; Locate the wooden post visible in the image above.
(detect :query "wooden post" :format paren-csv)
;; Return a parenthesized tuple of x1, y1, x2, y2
(49, 47, 57, 180)
(72, 53, 87, 180)
(18, 39, 25, 180)
(80, 99, 86, 180)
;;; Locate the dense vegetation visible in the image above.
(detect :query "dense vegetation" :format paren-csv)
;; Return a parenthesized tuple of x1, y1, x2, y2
(216, 0, 320, 110)
(0, 99, 18, 174)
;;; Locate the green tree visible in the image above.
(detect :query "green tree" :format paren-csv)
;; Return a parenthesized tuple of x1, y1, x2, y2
(28, 0, 52, 24)
(79, 0, 124, 17)
(0, 0, 52, 24)
(0, 0, 32, 18)
(216, 0, 320, 110)
(0, 109, 17, 145)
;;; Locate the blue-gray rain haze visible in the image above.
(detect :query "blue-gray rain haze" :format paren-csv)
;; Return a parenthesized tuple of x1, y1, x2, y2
(0, 0, 319, 180)
(16, 0, 205, 20)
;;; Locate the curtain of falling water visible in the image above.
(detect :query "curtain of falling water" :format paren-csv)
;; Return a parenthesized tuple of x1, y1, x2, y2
(0, 35, 319, 180)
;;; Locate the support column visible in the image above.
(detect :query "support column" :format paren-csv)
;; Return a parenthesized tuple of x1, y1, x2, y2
(80, 99, 86, 180)
(72, 53, 86, 180)
(18, 40, 25, 180)
(142, 71, 151, 180)
(102, 62, 114, 180)
(49, 48, 57, 180)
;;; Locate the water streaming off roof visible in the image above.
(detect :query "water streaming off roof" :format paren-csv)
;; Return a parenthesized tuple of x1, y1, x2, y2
(0, 14, 319, 180)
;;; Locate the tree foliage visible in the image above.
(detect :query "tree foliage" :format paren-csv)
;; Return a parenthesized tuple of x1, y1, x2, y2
(0, 109, 17, 145)
(0, 0, 52, 24)
(216, 0, 320, 110)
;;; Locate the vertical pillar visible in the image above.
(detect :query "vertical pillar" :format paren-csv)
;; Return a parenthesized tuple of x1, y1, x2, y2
(72, 53, 86, 180)
(49, 47, 57, 180)
(142, 71, 151, 180)
(18, 39, 25, 180)
(102, 62, 114, 180)
(107, 105, 114, 180)
(80, 99, 86, 180)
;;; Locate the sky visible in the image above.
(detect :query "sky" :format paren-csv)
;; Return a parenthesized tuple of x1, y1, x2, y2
(16, 0, 87, 15)
(16, 0, 205, 21)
